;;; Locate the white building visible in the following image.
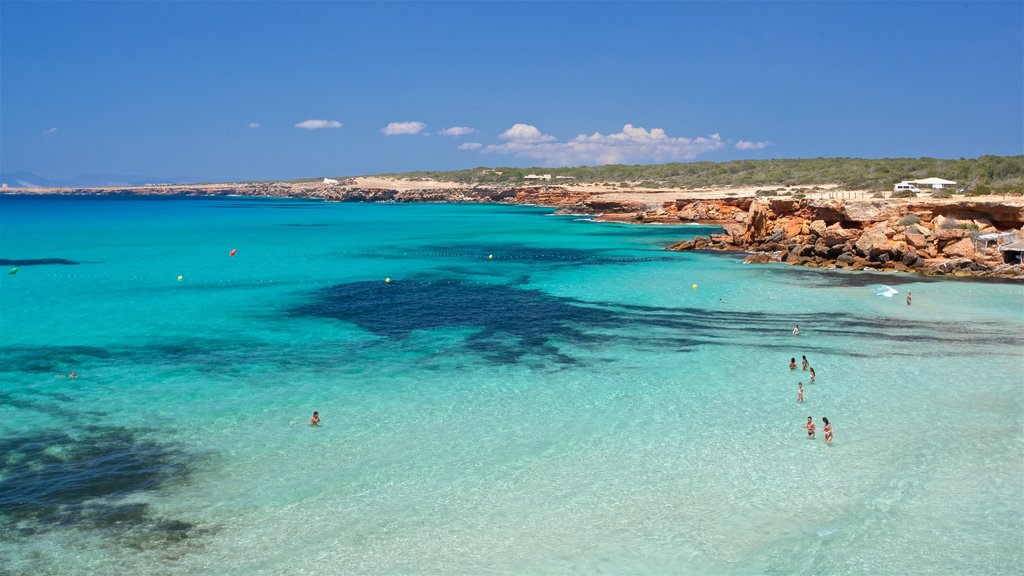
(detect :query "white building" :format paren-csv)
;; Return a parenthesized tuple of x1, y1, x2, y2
(323, 178, 339, 185)
(524, 174, 552, 181)
(912, 177, 957, 189)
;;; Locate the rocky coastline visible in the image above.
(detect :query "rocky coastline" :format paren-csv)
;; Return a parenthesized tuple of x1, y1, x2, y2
(8, 181, 1024, 281)
(663, 198, 1024, 280)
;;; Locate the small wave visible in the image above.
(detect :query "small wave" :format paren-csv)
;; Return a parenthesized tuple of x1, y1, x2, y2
(875, 285, 899, 297)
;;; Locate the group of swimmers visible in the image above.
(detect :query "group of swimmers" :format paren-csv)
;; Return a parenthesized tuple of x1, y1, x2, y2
(792, 328, 832, 445)
(803, 416, 832, 443)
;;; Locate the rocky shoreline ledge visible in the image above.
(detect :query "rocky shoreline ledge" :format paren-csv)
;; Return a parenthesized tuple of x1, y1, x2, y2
(663, 198, 1024, 280)
(9, 181, 1024, 281)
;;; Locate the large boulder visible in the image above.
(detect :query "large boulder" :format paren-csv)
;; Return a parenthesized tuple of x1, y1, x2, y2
(784, 217, 806, 239)
(935, 228, 971, 241)
(904, 223, 931, 249)
(808, 219, 827, 237)
(721, 222, 745, 238)
(855, 229, 889, 259)
(743, 253, 773, 264)
(769, 198, 801, 213)
(942, 237, 976, 258)
(813, 239, 832, 258)
(746, 201, 774, 241)
(821, 223, 854, 247)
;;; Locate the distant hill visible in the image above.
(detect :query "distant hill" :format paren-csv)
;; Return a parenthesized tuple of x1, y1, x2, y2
(378, 155, 1024, 192)
(0, 171, 216, 188)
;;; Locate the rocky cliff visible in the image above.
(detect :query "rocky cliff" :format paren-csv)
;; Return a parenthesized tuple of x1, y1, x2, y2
(665, 199, 1024, 280)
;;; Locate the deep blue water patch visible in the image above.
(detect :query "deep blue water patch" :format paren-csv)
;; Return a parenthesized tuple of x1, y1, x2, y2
(292, 279, 630, 365)
(0, 258, 79, 266)
(0, 345, 113, 374)
(0, 389, 83, 416)
(291, 278, 1020, 365)
(0, 425, 191, 538)
(368, 243, 683, 271)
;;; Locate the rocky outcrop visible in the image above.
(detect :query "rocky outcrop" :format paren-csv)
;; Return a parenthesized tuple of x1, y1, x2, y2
(666, 198, 1024, 280)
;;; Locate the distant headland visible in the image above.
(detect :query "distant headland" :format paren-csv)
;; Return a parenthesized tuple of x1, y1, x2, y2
(5, 156, 1023, 280)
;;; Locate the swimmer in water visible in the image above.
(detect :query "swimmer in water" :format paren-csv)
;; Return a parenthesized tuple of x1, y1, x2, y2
(798, 381, 804, 403)
(809, 367, 816, 384)
(310, 411, 320, 426)
(803, 416, 816, 439)
(68, 370, 77, 379)
(801, 355, 809, 371)
(823, 417, 832, 444)
(793, 324, 800, 336)
(907, 291, 912, 306)
(789, 357, 797, 370)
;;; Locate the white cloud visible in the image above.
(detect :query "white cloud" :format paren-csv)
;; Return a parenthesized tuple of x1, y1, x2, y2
(458, 142, 483, 150)
(43, 127, 58, 134)
(481, 123, 725, 166)
(499, 123, 556, 143)
(295, 119, 343, 130)
(248, 122, 260, 129)
(438, 126, 475, 137)
(735, 140, 769, 150)
(382, 121, 426, 136)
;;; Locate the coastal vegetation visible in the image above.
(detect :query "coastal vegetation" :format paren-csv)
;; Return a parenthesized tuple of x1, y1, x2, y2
(367, 155, 1024, 192)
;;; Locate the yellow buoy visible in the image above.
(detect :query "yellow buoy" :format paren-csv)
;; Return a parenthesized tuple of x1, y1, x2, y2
(385, 277, 391, 283)
(488, 254, 493, 260)
(178, 275, 184, 281)
(692, 283, 698, 289)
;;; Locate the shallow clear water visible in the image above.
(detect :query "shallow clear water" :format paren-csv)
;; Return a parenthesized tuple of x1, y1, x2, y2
(1, 196, 1022, 575)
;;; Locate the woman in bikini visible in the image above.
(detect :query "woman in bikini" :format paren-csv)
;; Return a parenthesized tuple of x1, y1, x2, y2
(798, 382, 804, 403)
(823, 417, 832, 445)
(801, 356, 809, 371)
(809, 367, 816, 384)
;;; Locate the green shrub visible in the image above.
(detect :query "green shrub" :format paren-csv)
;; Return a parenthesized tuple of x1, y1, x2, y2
(898, 215, 922, 226)
(755, 190, 778, 197)
(967, 184, 992, 196)
(939, 217, 960, 229)
(872, 192, 885, 198)
(891, 190, 917, 198)
(958, 222, 980, 231)
(792, 192, 806, 199)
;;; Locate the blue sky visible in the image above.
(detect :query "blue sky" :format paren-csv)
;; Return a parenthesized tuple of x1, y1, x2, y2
(2, 1, 1022, 181)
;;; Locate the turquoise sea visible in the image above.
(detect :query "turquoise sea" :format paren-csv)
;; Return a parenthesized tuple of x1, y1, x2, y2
(1, 195, 1022, 575)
